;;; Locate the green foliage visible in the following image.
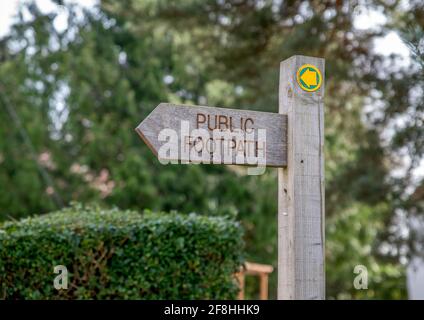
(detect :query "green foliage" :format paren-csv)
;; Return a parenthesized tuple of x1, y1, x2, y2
(327, 203, 406, 299)
(0, 204, 244, 299)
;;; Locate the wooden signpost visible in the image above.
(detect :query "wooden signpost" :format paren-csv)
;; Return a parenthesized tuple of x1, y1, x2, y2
(136, 55, 325, 300)
(136, 103, 287, 167)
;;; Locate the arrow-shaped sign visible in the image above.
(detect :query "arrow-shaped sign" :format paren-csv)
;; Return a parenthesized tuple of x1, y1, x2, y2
(301, 69, 318, 87)
(136, 103, 287, 167)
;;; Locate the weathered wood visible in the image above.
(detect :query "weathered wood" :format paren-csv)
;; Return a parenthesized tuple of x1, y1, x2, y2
(244, 262, 274, 275)
(134, 55, 326, 300)
(259, 273, 268, 300)
(237, 261, 273, 300)
(136, 103, 287, 167)
(236, 272, 245, 300)
(278, 55, 325, 299)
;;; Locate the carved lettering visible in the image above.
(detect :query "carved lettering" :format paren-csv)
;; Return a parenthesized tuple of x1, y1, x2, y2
(196, 113, 255, 132)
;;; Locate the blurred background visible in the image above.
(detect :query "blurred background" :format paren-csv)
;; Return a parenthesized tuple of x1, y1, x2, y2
(0, 0, 423, 299)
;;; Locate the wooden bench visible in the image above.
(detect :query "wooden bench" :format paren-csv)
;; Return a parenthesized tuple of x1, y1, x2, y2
(236, 262, 274, 300)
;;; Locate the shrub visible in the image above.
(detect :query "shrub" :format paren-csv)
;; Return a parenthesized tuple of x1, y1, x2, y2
(0, 204, 244, 299)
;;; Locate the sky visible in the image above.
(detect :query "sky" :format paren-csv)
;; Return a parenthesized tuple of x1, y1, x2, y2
(0, 0, 97, 37)
(0, 1, 19, 37)
(0, 0, 412, 59)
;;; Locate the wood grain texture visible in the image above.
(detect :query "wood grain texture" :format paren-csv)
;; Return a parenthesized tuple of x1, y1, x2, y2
(278, 55, 325, 299)
(136, 103, 288, 167)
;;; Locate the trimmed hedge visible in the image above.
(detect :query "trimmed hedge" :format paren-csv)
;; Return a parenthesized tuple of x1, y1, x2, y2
(0, 204, 244, 299)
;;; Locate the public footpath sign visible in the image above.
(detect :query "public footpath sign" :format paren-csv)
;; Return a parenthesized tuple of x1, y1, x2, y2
(136, 55, 325, 300)
(136, 103, 287, 167)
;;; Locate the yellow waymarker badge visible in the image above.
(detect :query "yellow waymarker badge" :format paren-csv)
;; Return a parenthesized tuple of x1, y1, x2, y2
(296, 64, 322, 92)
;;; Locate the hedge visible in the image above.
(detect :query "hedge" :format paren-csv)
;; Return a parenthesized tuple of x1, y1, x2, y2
(0, 204, 244, 299)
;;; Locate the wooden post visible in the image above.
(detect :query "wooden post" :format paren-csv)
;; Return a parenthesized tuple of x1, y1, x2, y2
(259, 273, 268, 300)
(236, 272, 245, 300)
(278, 55, 325, 299)
(135, 54, 324, 300)
(236, 262, 273, 300)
